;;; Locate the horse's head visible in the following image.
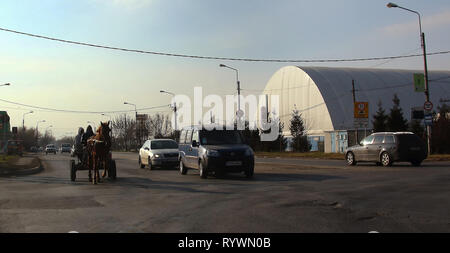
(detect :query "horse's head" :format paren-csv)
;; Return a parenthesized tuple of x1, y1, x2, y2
(98, 121, 111, 139)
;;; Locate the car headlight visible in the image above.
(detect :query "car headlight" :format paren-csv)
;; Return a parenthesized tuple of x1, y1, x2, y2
(154, 154, 160, 158)
(244, 148, 254, 156)
(207, 150, 220, 157)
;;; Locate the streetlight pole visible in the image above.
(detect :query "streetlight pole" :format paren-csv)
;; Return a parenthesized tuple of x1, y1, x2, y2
(387, 2, 432, 155)
(124, 102, 139, 148)
(23, 111, 33, 130)
(36, 120, 46, 146)
(220, 64, 241, 114)
(45, 125, 53, 135)
(160, 90, 177, 131)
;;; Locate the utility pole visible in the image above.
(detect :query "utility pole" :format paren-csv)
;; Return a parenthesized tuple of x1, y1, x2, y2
(352, 79, 358, 145)
(387, 2, 432, 155)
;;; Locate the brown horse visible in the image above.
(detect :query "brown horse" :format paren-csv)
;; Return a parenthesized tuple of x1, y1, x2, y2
(87, 121, 112, 184)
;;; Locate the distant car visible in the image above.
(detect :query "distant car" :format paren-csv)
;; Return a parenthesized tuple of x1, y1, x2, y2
(30, 146, 38, 153)
(45, 144, 57, 155)
(178, 125, 255, 179)
(7, 140, 23, 156)
(60, 143, 72, 153)
(138, 139, 179, 170)
(345, 132, 427, 167)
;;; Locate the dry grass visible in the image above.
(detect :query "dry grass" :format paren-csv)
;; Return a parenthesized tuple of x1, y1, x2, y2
(427, 154, 450, 161)
(255, 152, 450, 161)
(255, 151, 344, 160)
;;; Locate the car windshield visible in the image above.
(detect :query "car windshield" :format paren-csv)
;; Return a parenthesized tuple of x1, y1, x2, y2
(62, 144, 71, 147)
(151, 140, 178, 149)
(200, 130, 243, 145)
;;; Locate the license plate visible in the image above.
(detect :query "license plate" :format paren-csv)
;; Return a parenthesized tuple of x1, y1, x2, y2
(226, 161, 242, 166)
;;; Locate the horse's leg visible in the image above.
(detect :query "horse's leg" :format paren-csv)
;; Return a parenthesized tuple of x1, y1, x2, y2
(88, 153, 92, 182)
(93, 153, 98, 185)
(102, 157, 108, 178)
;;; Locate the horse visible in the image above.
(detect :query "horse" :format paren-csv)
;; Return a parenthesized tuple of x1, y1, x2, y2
(87, 121, 112, 184)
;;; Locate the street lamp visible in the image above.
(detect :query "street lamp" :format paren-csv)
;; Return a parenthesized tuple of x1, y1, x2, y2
(124, 101, 139, 147)
(36, 120, 46, 145)
(387, 2, 431, 155)
(160, 90, 177, 131)
(219, 64, 242, 120)
(23, 111, 33, 130)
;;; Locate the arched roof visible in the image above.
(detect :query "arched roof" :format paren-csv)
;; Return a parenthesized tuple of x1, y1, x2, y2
(263, 66, 450, 134)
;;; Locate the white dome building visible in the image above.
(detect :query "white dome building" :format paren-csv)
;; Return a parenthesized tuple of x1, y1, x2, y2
(263, 66, 450, 153)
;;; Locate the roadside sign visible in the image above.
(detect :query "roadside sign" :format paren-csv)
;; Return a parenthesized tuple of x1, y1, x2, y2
(354, 102, 369, 119)
(413, 73, 425, 92)
(424, 101, 433, 111)
(411, 107, 424, 120)
(354, 118, 369, 128)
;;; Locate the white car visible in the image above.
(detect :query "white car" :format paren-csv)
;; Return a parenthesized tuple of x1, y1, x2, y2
(138, 139, 179, 170)
(45, 144, 57, 155)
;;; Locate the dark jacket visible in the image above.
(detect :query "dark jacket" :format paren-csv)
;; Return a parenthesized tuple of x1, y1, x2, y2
(82, 125, 95, 145)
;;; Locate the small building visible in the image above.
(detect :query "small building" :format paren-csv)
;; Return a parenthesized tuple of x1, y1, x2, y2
(263, 66, 450, 153)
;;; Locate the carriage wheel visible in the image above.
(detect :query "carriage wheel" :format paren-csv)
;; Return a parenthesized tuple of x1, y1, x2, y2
(70, 160, 76, 182)
(109, 160, 117, 180)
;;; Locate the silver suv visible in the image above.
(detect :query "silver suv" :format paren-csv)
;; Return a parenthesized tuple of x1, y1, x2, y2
(345, 132, 427, 167)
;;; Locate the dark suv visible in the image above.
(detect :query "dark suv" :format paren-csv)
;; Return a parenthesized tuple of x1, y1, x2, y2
(345, 132, 427, 167)
(178, 126, 255, 179)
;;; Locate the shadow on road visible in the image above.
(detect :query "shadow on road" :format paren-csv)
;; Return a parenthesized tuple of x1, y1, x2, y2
(1, 175, 232, 195)
(214, 173, 345, 182)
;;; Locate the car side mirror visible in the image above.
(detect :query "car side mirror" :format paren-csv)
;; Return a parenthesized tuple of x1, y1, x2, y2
(192, 140, 199, 147)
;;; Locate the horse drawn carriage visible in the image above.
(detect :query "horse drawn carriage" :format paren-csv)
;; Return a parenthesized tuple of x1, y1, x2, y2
(70, 122, 117, 184)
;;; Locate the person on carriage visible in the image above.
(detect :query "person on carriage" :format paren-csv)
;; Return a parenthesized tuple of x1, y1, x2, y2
(74, 127, 84, 161)
(82, 125, 95, 145)
(81, 125, 95, 165)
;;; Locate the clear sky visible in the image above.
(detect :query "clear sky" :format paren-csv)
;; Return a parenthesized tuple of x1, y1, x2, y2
(1, 0, 449, 138)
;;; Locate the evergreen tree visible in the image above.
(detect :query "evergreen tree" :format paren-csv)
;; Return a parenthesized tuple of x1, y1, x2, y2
(409, 120, 425, 140)
(289, 109, 310, 152)
(386, 94, 408, 132)
(372, 100, 388, 132)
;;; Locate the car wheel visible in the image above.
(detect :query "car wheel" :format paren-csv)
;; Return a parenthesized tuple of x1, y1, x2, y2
(148, 156, 152, 170)
(245, 166, 254, 179)
(411, 160, 422, 166)
(199, 161, 208, 179)
(381, 152, 393, 167)
(346, 152, 356, 166)
(179, 159, 187, 175)
(139, 156, 145, 169)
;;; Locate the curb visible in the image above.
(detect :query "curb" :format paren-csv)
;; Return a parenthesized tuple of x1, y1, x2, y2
(0, 157, 44, 177)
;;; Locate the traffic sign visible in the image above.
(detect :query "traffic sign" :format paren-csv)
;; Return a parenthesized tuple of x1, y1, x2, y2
(413, 73, 425, 92)
(424, 101, 433, 111)
(354, 102, 369, 119)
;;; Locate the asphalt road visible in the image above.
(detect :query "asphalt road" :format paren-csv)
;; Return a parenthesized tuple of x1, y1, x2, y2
(0, 152, 449, 233)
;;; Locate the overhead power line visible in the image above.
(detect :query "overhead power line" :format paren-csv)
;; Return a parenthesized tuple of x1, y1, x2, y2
(0, 97, 170, 114)
(1, 27, 450, 63)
